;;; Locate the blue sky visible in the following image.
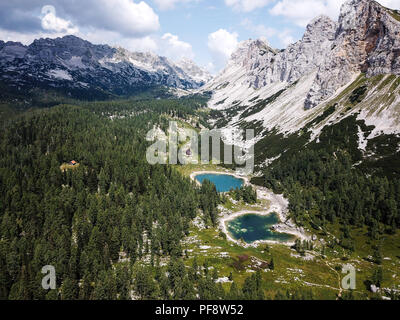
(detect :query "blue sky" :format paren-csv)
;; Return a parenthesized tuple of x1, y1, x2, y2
(1, 0, 399, 73)
(152, 0, 304, 71)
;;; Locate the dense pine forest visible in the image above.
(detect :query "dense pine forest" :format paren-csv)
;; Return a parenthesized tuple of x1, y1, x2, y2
(254, 114, 400, 252)
(1, 89, 400, 300)
(0, 95, 279, 300)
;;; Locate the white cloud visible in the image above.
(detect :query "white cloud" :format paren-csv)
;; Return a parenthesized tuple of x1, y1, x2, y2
(161, 33, 194, 60)
(241, 18, 295, 48)
(205, 61, 216, 74)
(277, 29, 295, 46)
(153, 0, 199, 10)
(41, 5, 78, 34)
(0, 28, 70, 45)
(378, 0, 400, 9)
(241, 18, 277, 40)
(269, 0, 400, 28)
(0, 1, 160, 39)
(269, 0, 339, 27)
(82, 0, 160, 37)
(208, 29, 239, 70)
(225, 0, 272, 12)
(124, 36, 159, 53)
(41, 1, 160, 38)
(83, 28, 159, 52)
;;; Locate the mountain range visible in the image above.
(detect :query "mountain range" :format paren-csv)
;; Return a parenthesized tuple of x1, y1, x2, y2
(1, 0, 400, 301)
(0, 35, 211, 99)
(201, 0, 400, 171)
(0, 0, 399, 173)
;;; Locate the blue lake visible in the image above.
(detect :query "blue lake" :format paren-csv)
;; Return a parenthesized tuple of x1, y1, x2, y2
(195, 173, 244, 192)
(226, 213, 295, 244)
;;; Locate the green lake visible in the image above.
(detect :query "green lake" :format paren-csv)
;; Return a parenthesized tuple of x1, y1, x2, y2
(226, 213, 295, 244)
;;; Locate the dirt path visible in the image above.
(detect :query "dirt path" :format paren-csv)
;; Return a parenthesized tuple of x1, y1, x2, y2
(324, 260, 343, 299)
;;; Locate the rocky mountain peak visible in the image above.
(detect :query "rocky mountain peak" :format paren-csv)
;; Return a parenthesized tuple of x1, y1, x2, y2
(222, 39, 278, 89)
(230, 38, 275, 66)
(175, 58, 213, 83)
(0, 41, 27, 62)
(303, 15, 337, 42)
(204, 0, 400, 132)
(30, 35, 90, 50)
(305, 0, 400, 108)
(216, 16, 336, 90)
(0, 35, 209, 97)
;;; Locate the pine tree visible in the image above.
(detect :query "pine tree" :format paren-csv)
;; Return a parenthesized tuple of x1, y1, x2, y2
(269, 258, 275, 270)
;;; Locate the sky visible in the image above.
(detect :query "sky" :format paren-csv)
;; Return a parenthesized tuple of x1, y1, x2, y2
(1, 0, 400, 74)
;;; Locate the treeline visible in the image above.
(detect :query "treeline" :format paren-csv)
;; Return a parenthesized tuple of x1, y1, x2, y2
(199, 180, 220, 227)
(131, 258, 266, 300)
(228, 186, 257, 204)
(79, 94, 208, 121)
(0, 97, 216, 300)
(125, 259, 314, 300)
(260, 149, 400, 237)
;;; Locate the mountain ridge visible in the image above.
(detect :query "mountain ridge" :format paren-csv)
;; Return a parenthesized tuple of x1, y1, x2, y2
(205, 0, 400, 110)
(0, 35, 211, 99)
(201, 0, 400, 170)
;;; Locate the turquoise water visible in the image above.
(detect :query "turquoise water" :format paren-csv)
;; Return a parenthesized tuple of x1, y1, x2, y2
(195, 173, 244, 192)
(226, 213, 295, 244)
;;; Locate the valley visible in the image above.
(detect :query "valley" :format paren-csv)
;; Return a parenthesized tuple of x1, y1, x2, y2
(1, 0, 400, 302)
(1, 75, 399, 300)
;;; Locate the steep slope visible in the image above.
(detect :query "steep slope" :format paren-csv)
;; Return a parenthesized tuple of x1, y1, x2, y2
(202, 14, 337, 110)
(203, 0, 400, 170)
(306, 0, 400, 109)
(0, 35, 210, 99)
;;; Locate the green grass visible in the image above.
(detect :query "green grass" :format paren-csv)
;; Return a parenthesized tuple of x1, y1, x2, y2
(377, 75, 397, 91)
(304, 104, 337, 129)
(174, 163, 228, 177)
(221, 197, 270, 212)
(183, 215, 400, 299)
(389, 76, 400, 92)
(183, 224, 341, 299)
(179, 166, 400, 300)
(388, 9, 400, 22)
(240, 89, 286, 119)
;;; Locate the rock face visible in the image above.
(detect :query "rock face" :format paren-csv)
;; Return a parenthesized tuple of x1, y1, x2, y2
(201, 0, 400, 158)
(0, 35, 210, 97)
(306, 0, 400, 108)
(175, 58, 213, 84)
(206, 0, 400, 110)
(245, 15, 337, 89)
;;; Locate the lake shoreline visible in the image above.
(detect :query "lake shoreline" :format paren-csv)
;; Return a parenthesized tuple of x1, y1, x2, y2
(221, 210, 296, 247)
(190, 170, 250, 188)
(190, 170, 310, 248)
